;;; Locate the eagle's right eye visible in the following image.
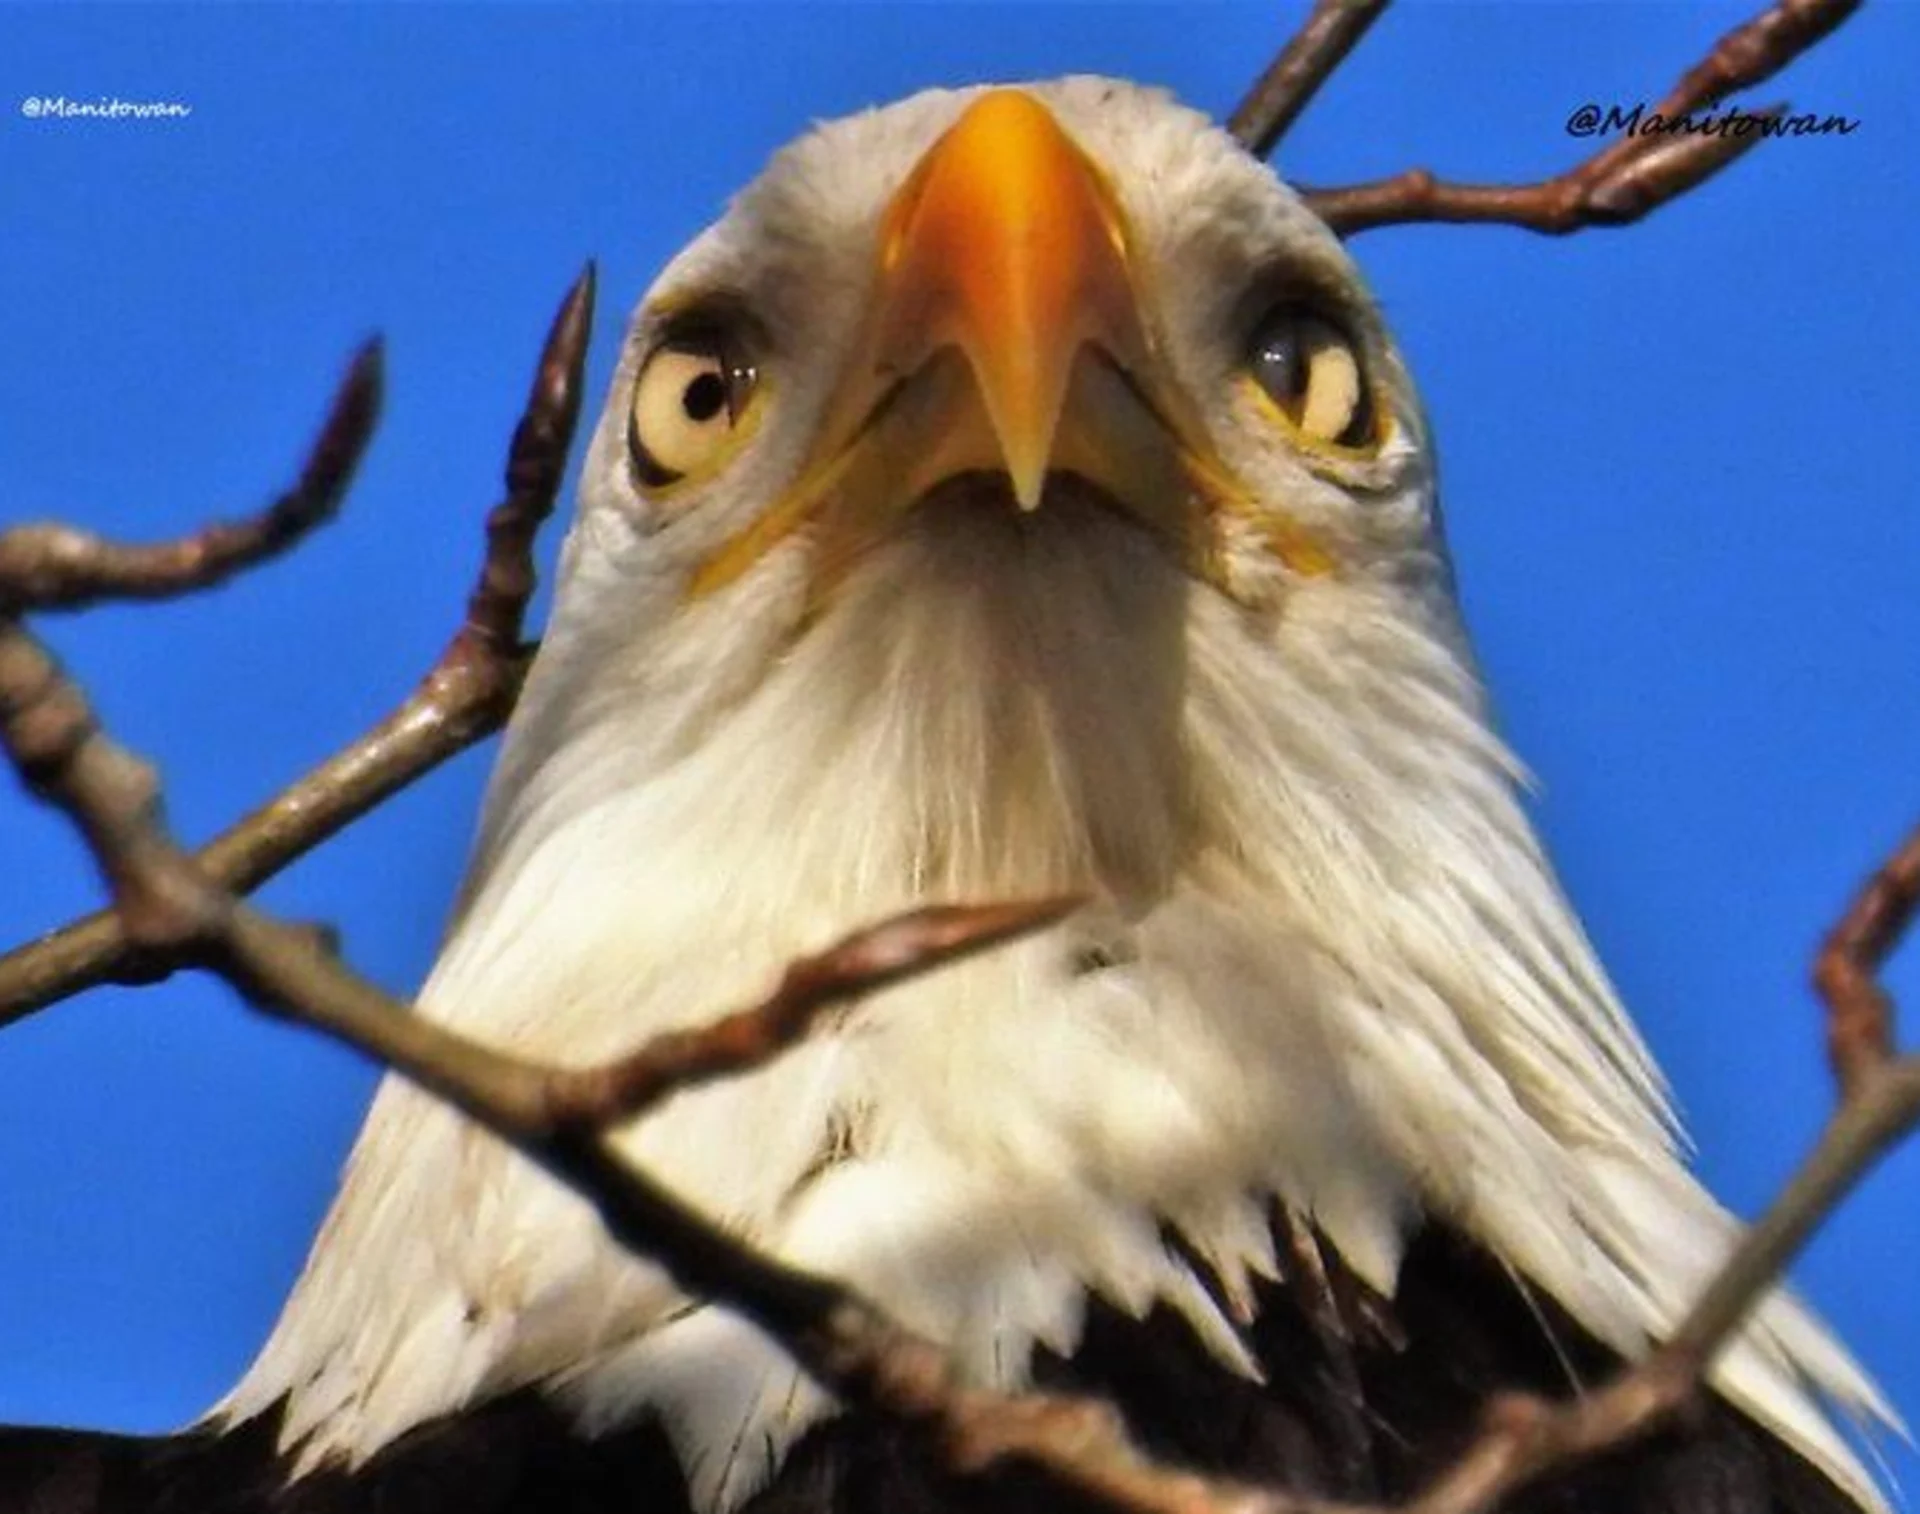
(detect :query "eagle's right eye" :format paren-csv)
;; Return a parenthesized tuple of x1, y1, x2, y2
(1244, 304, 1377, 454)
(629, 324, 760, 488)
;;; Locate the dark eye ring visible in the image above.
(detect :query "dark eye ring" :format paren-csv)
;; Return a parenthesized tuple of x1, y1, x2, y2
(1246, 304, 1375, 450)
(628, 323, 760, 487)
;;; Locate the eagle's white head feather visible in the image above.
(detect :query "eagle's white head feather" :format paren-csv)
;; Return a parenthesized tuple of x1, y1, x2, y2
(221, 78, 1894, 1511)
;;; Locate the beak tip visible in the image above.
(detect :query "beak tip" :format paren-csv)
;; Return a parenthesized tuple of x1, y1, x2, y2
(877, 90, 1137, 522)
(1010, 465, 1048, 513)
(1001, 422, 1056, 513)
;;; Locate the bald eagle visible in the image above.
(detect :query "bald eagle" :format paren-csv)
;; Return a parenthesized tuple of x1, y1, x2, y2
(0, 77, 1894, 1514)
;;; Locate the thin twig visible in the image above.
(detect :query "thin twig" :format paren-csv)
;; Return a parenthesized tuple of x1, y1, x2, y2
(458, 264, 596, 664)
(1813, 823, 1920, 1095)
(0, 343, 382, 615)
(0, 265, 595, 1029)
(541, 899, 1080, 1127)
(1227, 0, 1390, 161)
(1302, 116, 1779, 237)
(1640, 0, 1859, 122)
(1301, 0, 1860, 236)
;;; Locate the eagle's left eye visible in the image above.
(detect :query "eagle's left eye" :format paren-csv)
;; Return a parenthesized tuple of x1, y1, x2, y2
(629, 324, 760, 488)
(1246, 306, 1375, 451)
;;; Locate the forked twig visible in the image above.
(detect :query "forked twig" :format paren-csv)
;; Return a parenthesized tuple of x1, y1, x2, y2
(1297, 0, 1860, 235)
(0, 266, 595, 1028)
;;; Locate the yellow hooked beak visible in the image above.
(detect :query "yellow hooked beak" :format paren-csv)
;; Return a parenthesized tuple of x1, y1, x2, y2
(689, 89, 1290, 601)
(864, 87, 1148, 511)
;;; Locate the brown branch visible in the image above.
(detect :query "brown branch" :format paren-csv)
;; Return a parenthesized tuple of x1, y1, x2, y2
(0, 264, 595, 1029)
(1814, 823, 1920, 1095)
(542, 899, 1079, 1127)
(1301, 0, 1860, 236)
(1302, 115, 1779, 237)
(458, 263, 595, 665)
(1638, 0, 1859, 122)
(0, 342, 382, 614)
(1227, 0, 1390, 161)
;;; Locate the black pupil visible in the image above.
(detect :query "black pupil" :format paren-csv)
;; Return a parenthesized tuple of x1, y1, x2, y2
(1255, 325, 1303, 399)
(683, 369, 728, 423)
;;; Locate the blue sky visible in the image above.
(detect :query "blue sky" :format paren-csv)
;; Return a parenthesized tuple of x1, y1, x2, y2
(2, 0, 1915, 1494)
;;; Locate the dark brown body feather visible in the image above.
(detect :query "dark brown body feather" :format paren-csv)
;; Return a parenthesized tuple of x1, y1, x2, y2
(0, 1223, 1857, 1514)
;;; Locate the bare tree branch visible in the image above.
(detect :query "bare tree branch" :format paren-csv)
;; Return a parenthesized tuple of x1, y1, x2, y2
(1227, 0, 1390, 161)
(0, 265, 595, 1029)
(1640, 0, 1859, 123)
(0, 342, 382, 615)
(1814, 823, 1920, 1095)
(1298, 0, 1860, 236)
(1301, 116, 1780, 238)
(540, 900, 1080, 1127)
(459, 264, 596, 664)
